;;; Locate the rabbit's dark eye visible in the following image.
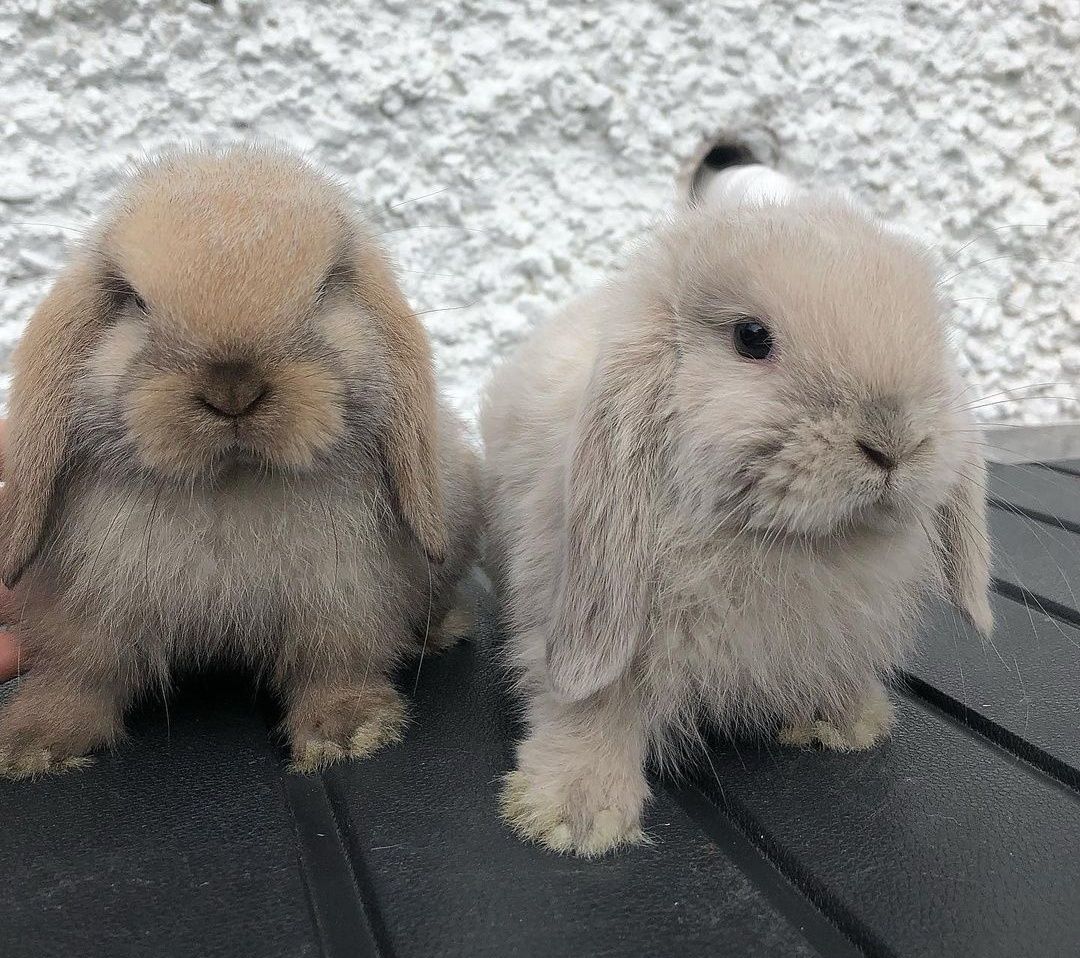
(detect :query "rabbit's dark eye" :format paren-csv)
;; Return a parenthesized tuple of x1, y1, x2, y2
(108, 275, 149, 315)
(733, 320, 773, 360)
(124, 287, 149, 314)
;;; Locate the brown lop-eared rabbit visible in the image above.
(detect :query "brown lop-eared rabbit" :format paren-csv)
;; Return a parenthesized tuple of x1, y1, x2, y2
(0, 145, 481, 778)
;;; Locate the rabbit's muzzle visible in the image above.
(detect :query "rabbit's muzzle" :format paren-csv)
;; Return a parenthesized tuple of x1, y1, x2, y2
(197, 361, 268, 418)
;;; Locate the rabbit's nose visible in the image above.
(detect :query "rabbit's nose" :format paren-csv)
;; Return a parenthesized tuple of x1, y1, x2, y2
(856, 439, 898, 472)
(199, 362, 267, 418)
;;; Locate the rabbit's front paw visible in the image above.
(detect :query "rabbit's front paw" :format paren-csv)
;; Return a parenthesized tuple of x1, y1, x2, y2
(500, 769, 648, 858)
(779, 690, 896, 751)
(288, 683, 407, 773)
(0, 679, 122, 779)
(426, 605, 475, 651)
(0, 715, 99, 779)
(0, 738, 95, 780)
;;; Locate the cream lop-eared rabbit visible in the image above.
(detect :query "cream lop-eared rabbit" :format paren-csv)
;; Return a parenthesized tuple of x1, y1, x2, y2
(482, 153, 992, 857)
(0, 145, 480, 777)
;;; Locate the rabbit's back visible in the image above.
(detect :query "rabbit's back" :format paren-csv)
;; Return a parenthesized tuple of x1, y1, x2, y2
(481, 294, 603, 492)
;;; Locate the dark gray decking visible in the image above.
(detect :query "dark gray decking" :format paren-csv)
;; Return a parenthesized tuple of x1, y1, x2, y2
(1, 458, 1078, 958)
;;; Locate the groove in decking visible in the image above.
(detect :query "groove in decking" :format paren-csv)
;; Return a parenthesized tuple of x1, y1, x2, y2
(282, 771, 388, 958)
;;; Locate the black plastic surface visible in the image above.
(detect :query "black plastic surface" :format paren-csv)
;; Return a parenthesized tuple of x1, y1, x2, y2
(324, 630, 828, 958)
(1043, 458, 1080, 478)
(909, 598, 1080, 784)
(1, 461, 1078, 957)
(990, 462, 1080, 528)
(690, 696, 1080, 958)
(0, 676, 319, 958)
(988, 509, 1080, 624)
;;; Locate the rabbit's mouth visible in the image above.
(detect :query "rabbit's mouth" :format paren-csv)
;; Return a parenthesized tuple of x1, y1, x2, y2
(704, 411, 939, 542)
(204, 429, 334, 482)
(720, 468, 925, 544)
(211, 444, 273, 476)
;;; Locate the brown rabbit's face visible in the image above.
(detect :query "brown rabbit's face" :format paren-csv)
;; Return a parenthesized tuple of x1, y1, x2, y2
(78, 149, 388, 483)
(92, 309, 350, 481)
(671, 195, 966, 540)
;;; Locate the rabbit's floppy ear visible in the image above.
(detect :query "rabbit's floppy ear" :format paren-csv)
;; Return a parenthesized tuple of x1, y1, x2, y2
(350, 238, 448, 564)
(934, 451, 994, 635)
(547, 327, 676, 701)
(0, 256, 107, 587)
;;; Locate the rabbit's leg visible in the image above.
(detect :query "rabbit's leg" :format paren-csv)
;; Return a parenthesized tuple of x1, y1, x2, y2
(424, 603, 475, 651)
(414, 576, 477, 653)
(0, 637, 136, 779)
(283, 655, 408, 774)
(778, 676, 896, 751)
(501, 689, 650, 857)
(408, 595, 471, 654)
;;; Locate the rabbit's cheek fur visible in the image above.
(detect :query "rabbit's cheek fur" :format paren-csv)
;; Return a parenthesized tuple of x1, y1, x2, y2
(671, 352, 933, 539)
(735, 413, 898, 536)
(679, 388, 950, 540)
(320, 301, 383, 367)
(84, 318, 147, 390)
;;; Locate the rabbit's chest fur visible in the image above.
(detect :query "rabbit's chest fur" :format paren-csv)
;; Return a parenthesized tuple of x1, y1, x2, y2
(41, 466, 423, 665)
(646, 522, 935, 728)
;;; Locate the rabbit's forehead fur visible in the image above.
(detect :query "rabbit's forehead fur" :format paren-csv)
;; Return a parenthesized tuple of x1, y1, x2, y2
(105, 148, 353, 337)
(659, 194, 968, 539)
(675, 194, 949, 397)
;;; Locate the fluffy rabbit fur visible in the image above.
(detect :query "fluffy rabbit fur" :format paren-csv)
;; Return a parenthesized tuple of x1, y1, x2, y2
(0, 145, 480, 778)
(482, 188, 992, 857)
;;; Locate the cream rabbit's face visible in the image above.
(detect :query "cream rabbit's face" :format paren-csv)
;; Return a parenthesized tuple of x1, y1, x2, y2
(77, 151, 391, 483)
(670, 195, 967, 541)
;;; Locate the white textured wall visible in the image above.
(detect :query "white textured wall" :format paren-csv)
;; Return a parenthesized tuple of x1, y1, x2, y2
(2, 0, 1078, 425)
